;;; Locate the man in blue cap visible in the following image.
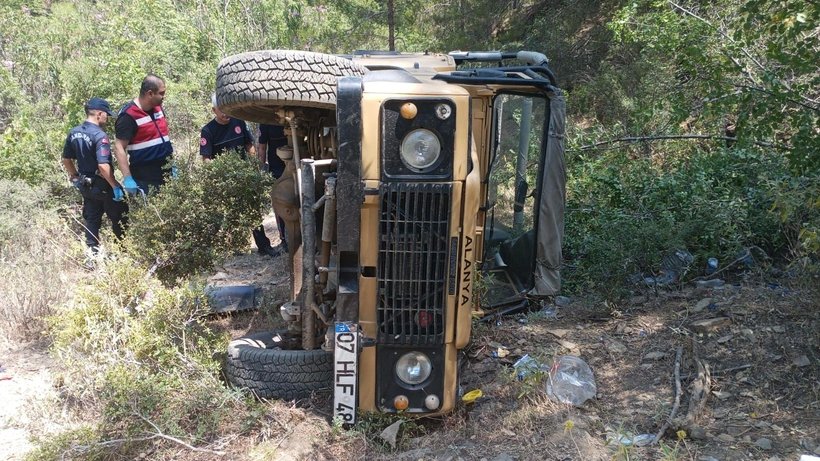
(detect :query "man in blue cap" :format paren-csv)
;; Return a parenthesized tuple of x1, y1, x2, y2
(62, 97, 127, 258)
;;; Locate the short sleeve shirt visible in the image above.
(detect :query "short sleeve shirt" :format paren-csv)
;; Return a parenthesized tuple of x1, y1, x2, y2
(258, 124, 287, 178)
(200, 118, 253, 159)
(62, 122, 112, 175)
(114, 107, 139, 142)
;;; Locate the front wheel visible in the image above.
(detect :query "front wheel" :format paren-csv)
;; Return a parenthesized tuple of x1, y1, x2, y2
(225, 330, 333, 400)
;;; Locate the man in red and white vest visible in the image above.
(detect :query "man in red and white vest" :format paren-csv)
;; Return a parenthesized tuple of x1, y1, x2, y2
(114, 74, 174, 194)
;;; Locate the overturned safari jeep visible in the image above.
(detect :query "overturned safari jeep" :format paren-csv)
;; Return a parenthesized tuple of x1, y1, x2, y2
(217, 50, 565, 422)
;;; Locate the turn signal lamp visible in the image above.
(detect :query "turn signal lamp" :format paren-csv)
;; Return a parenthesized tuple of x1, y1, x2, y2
(394, 394, 409, 411)
(400, 102, 418, 119)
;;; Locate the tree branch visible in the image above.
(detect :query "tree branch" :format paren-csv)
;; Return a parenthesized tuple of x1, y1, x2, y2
(668, 1, 767, 77)
(569, 134, 791, 152)
(137, 413, 226, 456)
(654, 345, 683, 444)
(735, 84, 820, 112)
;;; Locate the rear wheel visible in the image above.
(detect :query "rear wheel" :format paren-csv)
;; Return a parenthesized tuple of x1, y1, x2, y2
(225, 330, 333, 400)
(215, 50, 368, 124)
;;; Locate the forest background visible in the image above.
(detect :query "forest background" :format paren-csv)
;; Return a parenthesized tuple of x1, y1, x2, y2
(0, 0, 817, 459)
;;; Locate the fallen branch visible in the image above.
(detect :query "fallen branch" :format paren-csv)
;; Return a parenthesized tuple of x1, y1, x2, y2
(654, 346, 684, 444)
(675, 338, 711, 435)
(681, 363, 751, 380)
(691, 246, 770, 282)
(569, 134, 791, 152)
(137, 413, 226, 456)
(61, 435, 160, 461)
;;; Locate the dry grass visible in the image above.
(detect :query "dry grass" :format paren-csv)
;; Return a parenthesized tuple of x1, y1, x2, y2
(0, 180, 82, 344)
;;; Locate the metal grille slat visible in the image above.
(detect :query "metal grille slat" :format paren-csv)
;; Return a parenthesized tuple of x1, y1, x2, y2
(377, 183, 451, 345)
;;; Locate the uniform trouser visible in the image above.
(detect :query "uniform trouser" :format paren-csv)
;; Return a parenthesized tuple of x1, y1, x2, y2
(252, 215, 286, 251)
(130, 161, 169, 195)
(80, 180, 128, 250)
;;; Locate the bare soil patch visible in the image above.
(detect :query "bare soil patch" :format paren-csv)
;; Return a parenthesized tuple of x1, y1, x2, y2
(0, 340, 64, 461)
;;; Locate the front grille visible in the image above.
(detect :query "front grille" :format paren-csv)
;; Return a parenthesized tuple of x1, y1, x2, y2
(377, 183, 452, 345)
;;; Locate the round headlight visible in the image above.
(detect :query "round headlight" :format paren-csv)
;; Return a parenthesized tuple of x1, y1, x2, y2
(395, 352, 432, 385)
(400, 129, 441, 171)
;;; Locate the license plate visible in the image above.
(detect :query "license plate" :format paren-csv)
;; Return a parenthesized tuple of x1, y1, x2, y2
(333, 322, 358, 426)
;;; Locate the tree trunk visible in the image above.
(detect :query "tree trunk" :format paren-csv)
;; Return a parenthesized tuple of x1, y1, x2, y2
(387, 0, 395, 51)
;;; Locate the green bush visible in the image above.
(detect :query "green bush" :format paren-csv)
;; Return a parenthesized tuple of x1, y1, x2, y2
(0, 101, 67, 186)
(563, 146, 814, 297)
(123, 152, 272, 285)
(41, 257, 257, 460)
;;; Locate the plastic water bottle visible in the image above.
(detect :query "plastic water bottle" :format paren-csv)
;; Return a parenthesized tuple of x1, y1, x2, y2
(706, 257, 718, 275)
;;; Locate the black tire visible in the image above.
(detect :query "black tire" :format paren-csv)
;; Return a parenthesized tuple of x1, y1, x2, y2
(225, 330, 333, 400)
(215, 50, 368, 123)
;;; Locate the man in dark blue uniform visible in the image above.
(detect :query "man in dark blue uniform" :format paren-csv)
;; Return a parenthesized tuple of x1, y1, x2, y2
(257, 124, 289, 253)
(200, 95, 280, 257)
(62, 97, 127, 256)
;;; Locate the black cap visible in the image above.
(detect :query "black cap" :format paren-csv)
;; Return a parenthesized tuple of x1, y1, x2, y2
(85, 97, 113, 116)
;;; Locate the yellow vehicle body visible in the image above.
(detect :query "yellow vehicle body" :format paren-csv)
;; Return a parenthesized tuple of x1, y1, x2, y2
(217, 49, 565, 419)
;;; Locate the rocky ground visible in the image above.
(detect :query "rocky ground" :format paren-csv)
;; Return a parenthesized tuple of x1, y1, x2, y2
(2, 223, 818, 461)
(206, 249, 820, 461)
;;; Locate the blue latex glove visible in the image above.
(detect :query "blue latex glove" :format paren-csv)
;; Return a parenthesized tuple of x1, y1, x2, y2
(123, 175, 139, 194)
(112, 186, 125, 202)
(71, 177, 83, 191)
(171, 165, 179, 179)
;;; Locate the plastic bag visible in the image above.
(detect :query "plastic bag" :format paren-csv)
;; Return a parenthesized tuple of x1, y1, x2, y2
(545, 355, 597, 406)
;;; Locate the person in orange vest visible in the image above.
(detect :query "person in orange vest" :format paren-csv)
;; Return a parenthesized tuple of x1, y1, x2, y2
(114, 74, 174, 195)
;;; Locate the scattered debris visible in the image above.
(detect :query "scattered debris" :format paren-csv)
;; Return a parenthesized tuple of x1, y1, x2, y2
(513, 354, 544, 380)
(545, 355, 596, 407)
(206, 285, 260, 314)
(717, 334, 733, 344)
(555, 296, 571, 307)
(639, 249, 694, 287)
(643, 351, 667, 361)
(755, 437, 773, 450)
(379, 419, 403, 449)
(793, 355, 811, 367)
(695, 279, 726, 289)
(711, 391, 733, 400)
(705, 257, 719, 275)
(461, 389, 483, 404)
(690, 317, 732, 334)
(603, 337, 627, 354)
(546, 329, 570, 339)
(556, 339, 579, 352)
(694, 298, 713, 313)
(211, 271, 228, 280)
(608, 432, 654, 447)
(717, 433, 735, 443)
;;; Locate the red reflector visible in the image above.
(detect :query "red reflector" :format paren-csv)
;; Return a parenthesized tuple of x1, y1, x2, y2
(417, 310, 433, 328)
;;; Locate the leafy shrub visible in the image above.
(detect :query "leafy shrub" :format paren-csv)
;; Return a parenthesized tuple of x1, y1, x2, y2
(563, 146, 813, 297)
(41, 256, 257, 460)
(123, 153, 272, 285)
(0, 101, 67, 186)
